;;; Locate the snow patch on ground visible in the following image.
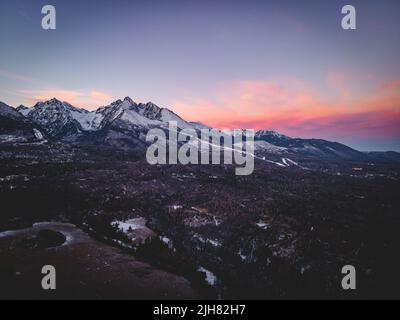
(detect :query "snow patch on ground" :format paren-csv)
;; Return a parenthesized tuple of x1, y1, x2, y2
(266, 160, 286, 167)
(0, 230, 18, 239)
(33, 128, 44, 140)
(112, 218, 146, 233)
(198, 267, 217, 287)
(256, 221, 269, 230)
(282, 158, 298, 166)
(62, 234, 74, 245)
(193, 234, 222, 247)
(160, 236, 176, 251)
(238, 250, 250, 262)
(169, 205, 183, 211)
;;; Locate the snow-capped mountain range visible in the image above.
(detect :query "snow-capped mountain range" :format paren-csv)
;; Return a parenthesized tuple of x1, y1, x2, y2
(18, 97, 195, 137)
(1, 97, 399, 162)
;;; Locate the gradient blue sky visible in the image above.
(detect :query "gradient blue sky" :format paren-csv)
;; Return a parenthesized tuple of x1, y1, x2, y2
(0, 0, 399, 151)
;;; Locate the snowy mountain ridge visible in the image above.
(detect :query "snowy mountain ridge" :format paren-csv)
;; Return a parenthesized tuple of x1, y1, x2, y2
(16, 97, 195, 137)
(1, 97, 399, 163)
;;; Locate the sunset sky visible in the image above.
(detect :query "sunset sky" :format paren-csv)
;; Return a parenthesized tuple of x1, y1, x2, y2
(0, 0, 399, 151)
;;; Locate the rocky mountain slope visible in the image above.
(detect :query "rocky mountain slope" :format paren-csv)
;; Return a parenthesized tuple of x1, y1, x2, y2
(254, 130, 369, 161)
(0, 102, 45, 143)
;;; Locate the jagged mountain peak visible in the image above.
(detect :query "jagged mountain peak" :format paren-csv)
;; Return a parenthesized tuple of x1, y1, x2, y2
(16, 104, 28, 110)
(0, 101, 25, 119)
(256, 130, 291, 140)
(48, 97, 62, 104)
(110, 99, 123, 106)
(143, 101, 158, 108)
(137, 101, 162, 119)
(39, 97, 64, 106)
(24, 98, 89, 137)
(108, 97, 138, 111)
(123, 96, 135, 104)
(33, 98, 77, 111)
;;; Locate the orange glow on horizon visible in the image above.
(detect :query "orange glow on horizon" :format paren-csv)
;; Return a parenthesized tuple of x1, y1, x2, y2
(171, 78, 400, 140)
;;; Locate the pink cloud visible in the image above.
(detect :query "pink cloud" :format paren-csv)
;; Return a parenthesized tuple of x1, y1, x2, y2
(0, 69, 42, 85)
(326, 71, 351, 99)
(91, 90, 113, 102)
(19, 89, 114, 110)
(171, 77, 400, 141)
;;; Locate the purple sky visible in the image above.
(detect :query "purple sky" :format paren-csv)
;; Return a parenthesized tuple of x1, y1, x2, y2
(0, 0, 399, 151)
